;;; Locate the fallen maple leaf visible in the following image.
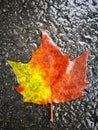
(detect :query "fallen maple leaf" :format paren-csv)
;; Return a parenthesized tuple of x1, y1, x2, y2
(8, 29, 90, 122)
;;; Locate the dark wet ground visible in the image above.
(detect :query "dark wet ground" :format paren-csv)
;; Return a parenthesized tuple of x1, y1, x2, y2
(0, 0, 98, 130)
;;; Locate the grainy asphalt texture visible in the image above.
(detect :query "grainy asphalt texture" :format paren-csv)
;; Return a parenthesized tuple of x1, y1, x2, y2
(0, 0, 98, 130)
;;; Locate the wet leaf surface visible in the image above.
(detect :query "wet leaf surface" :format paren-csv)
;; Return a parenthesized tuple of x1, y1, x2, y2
(7, 30, 89, 122)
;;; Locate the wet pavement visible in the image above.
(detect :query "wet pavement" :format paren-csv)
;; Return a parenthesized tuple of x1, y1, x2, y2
(0, 0, 98, 130)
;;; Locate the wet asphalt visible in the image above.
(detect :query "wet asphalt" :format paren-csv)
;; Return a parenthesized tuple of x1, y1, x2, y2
(0, 0, 98, 130)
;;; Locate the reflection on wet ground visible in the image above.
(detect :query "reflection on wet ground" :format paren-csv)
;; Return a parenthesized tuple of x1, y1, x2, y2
(0, 0, 98, 129)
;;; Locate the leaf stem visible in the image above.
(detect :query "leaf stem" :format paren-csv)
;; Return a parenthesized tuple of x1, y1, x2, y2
(50, 103, 53, 122)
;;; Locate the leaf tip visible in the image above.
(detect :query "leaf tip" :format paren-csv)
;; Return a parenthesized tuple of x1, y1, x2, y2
(15, 86, 24, 93)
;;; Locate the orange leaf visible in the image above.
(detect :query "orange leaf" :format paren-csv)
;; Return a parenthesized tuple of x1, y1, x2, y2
(8, 29, 90, 122)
